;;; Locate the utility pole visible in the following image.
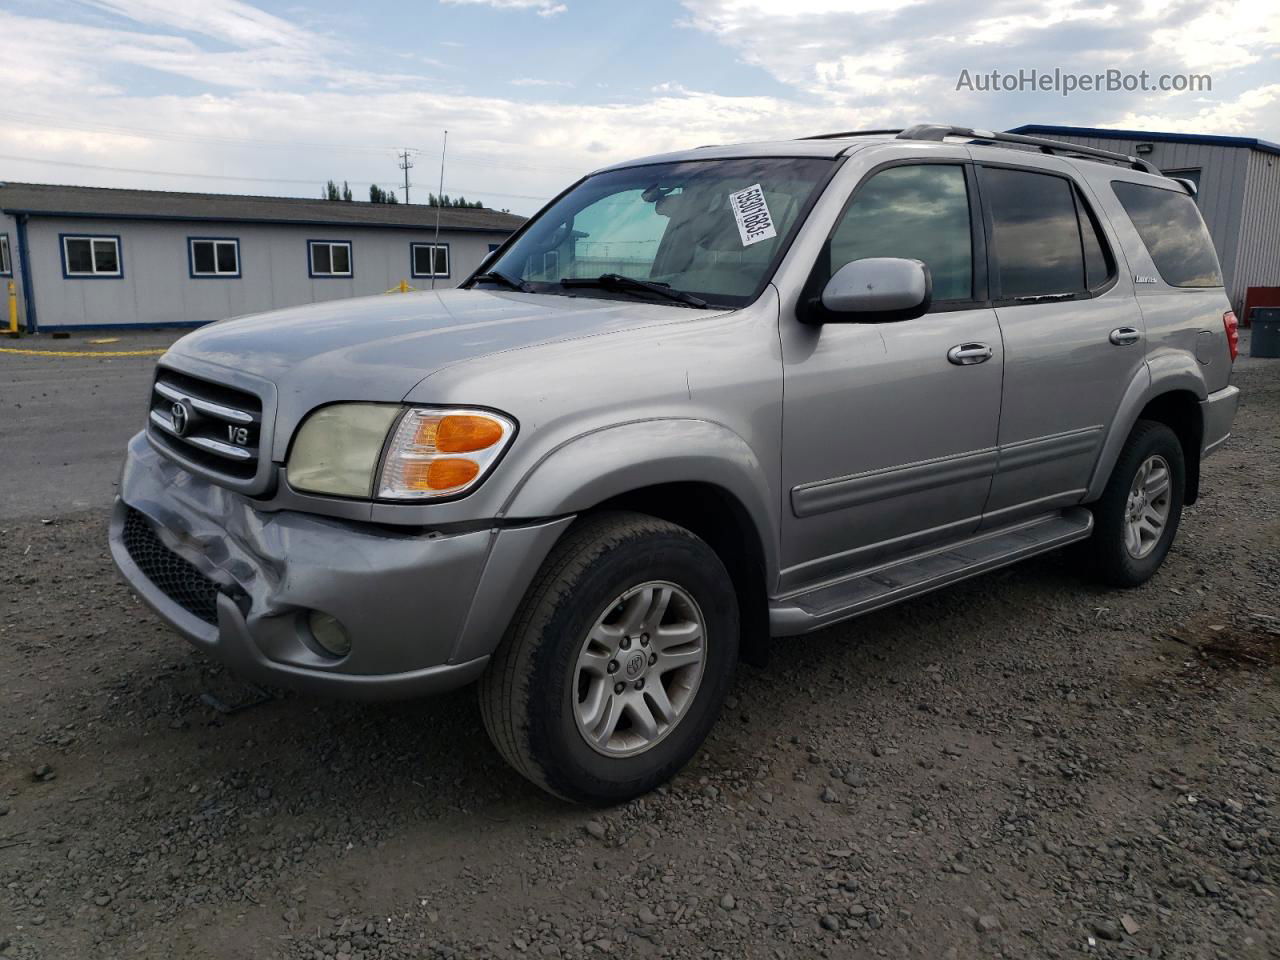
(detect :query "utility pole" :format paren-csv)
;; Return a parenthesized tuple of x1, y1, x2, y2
(397, 149, 415, 204)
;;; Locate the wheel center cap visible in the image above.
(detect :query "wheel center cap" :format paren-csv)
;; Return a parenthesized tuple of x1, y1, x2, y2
(622, 650, 648, 681)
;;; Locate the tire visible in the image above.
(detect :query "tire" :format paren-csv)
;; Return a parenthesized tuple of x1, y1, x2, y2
(478, 511, 739, 805)
(1087, 420, 1185, 588)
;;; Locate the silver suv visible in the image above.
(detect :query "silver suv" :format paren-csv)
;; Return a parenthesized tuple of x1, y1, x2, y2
(110, 124, 1240, 803)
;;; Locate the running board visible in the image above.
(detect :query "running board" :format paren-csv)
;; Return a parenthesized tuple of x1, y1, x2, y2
(769, 508, 1093, 636)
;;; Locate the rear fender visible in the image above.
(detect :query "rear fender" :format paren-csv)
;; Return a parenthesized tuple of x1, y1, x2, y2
(1086, 356, 1206, 501)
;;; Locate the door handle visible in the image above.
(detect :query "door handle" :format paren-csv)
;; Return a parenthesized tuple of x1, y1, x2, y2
(1109, 326, 1142, 345)
(947, 342, 993, 365)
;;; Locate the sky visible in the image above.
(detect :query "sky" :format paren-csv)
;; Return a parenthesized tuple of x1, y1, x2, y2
(0, 0, 1276, 215)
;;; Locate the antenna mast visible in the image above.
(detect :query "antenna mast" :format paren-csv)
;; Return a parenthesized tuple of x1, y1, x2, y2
(431, 131, 448, 291)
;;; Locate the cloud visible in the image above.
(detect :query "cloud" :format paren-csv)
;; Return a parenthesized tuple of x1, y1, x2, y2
(1, 0, 1276, 222)
(77, 0, 318, 50)
(510, 77, 573, 87)
(439, 0, 568, 16)
(678, 0, 1280, 135)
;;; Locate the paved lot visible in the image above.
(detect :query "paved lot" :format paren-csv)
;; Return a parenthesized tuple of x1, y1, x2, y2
(0, 331, 1276, 960)
(0, 331, 184, 519)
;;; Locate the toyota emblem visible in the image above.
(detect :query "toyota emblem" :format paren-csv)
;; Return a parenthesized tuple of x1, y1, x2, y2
(170, 401, 191, 437)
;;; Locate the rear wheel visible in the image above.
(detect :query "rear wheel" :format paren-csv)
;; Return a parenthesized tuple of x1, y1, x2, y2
(1087, 420, 1185, 587)
(478, 511, 739, 804)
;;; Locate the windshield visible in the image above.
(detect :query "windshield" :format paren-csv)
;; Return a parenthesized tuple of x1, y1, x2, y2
(480, 157, 834, 307)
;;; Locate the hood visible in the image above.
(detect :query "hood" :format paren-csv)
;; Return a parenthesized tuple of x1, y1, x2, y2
(163, 288, 721, 461)
(168, 288, 707, 396)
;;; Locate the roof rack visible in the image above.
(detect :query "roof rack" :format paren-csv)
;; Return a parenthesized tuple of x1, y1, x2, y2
(799, 129, 904, 141)
(896, 124, 1160, 174)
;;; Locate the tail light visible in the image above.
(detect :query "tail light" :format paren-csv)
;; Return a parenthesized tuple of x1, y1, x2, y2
(1223, 310, 1239, 362)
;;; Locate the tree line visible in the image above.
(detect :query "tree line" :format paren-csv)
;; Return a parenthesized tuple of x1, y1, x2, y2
(323, 180, 485, 208)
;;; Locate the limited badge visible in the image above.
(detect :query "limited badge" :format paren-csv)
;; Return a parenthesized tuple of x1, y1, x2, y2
(728, 183, 777, 247)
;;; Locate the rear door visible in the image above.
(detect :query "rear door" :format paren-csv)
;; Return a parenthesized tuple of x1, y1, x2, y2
(976, 161, 1145, 526)
(779, 158, 1004, 589)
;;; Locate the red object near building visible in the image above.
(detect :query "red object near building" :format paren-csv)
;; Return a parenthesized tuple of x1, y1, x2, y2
(1241, 287, 1280, 328)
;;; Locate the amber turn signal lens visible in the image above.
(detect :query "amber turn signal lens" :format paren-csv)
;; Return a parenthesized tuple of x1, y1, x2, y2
(401, 457, 481, 491)
(436, 414, 506, 453)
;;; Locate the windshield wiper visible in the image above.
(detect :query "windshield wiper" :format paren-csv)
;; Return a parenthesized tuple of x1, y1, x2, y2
(560, 273, 709, 308)
(471, 270, 531, 292)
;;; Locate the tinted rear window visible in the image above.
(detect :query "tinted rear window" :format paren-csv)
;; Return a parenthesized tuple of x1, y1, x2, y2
(1112, 181, 1222, 287)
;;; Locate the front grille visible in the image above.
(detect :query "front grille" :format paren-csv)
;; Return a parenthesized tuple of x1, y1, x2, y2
(121, 508, 220, 625)
(148, 369, 263, 481)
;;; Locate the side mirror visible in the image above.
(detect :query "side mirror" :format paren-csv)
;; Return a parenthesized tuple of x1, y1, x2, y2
(819, 257, 932, 323)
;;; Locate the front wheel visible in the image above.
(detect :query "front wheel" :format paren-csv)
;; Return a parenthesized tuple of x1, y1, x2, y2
(1087, 420, 1185, 587)
(478, 511, 739, 804)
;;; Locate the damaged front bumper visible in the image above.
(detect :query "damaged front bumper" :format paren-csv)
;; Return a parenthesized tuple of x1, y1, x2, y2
(108, 432, 568, 700)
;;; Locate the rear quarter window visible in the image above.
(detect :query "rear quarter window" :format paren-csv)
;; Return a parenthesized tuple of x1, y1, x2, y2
(1111, 181, 1222, 287)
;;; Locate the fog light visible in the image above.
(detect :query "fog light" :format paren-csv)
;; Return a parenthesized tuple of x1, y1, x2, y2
(308, 611, 351, 658)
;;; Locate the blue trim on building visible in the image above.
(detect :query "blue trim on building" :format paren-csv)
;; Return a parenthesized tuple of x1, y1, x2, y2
(1008, 125, 1280, 158)
(15, 216, 37, 332)
(0, 209, 513, 235)
(409, 241, 451, 279)
(59, 233, 124, 279)
(307, 239, 353, 278)
(187, 236, 242, 279)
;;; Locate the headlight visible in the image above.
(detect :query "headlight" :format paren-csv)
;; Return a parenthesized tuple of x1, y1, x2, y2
(377, 408, 515, 499)
(285, 404, 516, 501)
(287, 403, 402, 498)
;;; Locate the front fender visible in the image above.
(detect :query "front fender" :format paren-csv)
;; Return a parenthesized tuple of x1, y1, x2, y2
(1085, 355, 1207, 500)
(501, 417, 780, 581)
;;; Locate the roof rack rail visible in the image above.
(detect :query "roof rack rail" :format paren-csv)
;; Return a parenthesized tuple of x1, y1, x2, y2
(799, 129, 904, 140)
(896, 124, 1160, 174)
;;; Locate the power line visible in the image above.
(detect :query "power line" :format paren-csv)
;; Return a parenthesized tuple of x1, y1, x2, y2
(0, 152, 551, 202)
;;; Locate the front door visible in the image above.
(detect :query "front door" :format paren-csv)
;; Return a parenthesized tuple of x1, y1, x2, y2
(779, 160, 1004, 591)
(975, 162, 1145, 525)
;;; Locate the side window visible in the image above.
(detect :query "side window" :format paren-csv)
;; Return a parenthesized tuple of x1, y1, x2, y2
(982, 167, 1084, 299)
(62, 235, 123, 278)
(410, 243, 449, 278)
(1111, 181, 1222, 287)
(0, 233, 11, 276)
(828, 164, 972, 302)
(309, 241, 353, 277)
(1075, 188, 1114, 291)
(189, 238, 240, 277)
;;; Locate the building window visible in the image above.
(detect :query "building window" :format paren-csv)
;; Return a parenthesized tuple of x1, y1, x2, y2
(189, 238, 240, 277)
(62, 235, 122, 278)
(410, 243, 450, 278)
(1164, 168, 1202, 203)
(0, 233, 10, 276)
(487, 243, 501, 254)
(309, 240, 352, 277)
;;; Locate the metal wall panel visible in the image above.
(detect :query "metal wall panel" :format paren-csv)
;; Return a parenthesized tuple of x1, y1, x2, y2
(22, 219, 512, 329)
(1235, 149, 1280, 317)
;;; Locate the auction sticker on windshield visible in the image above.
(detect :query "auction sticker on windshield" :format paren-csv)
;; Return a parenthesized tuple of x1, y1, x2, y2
(729, 184, 776, 246)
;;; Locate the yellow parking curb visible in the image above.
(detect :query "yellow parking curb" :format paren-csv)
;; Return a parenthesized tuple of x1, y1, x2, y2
(0, 347, 168, 357)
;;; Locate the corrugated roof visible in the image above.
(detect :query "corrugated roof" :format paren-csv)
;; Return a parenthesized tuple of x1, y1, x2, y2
(0, 181, 527, 232)
(1007, 125, 1280, 158)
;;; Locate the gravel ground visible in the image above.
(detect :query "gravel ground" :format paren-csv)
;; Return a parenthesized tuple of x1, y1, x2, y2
(0, 346, 1276, 960)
